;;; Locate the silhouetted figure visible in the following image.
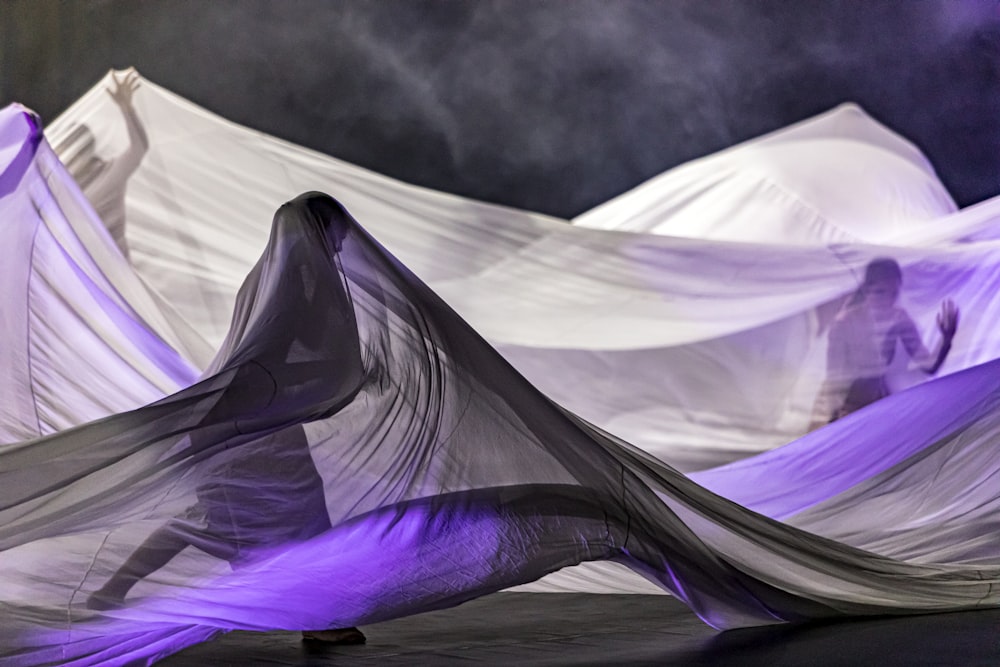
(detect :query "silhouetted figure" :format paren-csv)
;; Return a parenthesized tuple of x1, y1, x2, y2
(57, 68, 148, 258)
(812, 258, 959, 427)
(87, 195, 368, 644)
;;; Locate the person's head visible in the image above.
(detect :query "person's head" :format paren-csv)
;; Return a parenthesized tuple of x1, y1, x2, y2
(860, 257, 902, 311)
(292, 192, 352, 254)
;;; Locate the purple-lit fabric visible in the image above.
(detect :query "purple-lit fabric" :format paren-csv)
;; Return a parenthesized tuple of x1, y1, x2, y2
(1, 104, 999, 666)
(44, 73, 1000, 490)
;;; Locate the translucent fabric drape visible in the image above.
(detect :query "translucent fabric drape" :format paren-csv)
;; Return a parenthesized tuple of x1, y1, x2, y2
(44, 73, 1000, 482)
(1, 105, 999, 666)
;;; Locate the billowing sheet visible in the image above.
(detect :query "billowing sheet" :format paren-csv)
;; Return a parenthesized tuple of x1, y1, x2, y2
(33, 71, 1000, 601)
(43, 74, 1000, 479)
(1, 105, 999, 666)
(572, 103, 958, 244)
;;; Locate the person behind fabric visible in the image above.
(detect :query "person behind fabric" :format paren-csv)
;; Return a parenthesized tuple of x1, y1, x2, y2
(58, 68, 148, 259)
(811, 257, 959, 427)
(87, 196, 367, 644)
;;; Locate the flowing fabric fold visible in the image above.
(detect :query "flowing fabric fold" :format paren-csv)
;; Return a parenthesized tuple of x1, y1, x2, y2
(42, 74, 1000, 483)
(1, 103, 999, 664)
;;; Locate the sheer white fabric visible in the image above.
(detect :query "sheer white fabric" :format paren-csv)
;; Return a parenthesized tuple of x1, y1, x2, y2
(44, 73, 1000, 473)
(572, 103, 958, 244)
(0, 72, 998, 665)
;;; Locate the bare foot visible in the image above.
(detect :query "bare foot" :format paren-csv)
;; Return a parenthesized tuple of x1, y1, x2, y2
(302, 627, 366, 644)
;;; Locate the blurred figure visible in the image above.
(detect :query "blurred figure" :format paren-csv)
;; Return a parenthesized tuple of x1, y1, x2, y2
(811, 258, 959, 427)
(87, 195, 368, 644)
(56, 68, 148, 258)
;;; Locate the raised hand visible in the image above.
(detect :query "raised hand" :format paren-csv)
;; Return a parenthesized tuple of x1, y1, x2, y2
(106, 68, 141, 109)
(936, 298, 959, 342)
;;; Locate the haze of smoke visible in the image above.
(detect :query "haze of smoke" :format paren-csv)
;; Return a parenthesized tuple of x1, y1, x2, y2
(2, 0, 999, 213)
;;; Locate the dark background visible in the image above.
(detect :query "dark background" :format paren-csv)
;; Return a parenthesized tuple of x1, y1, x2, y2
(3, 0, 999, 217)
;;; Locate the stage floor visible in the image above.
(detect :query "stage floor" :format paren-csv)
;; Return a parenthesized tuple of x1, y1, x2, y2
(159, 592, 1000, 666)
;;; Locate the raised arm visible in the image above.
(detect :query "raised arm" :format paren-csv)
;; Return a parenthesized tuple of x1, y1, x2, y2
(105, 68, 149, 177)
(901, 299, 958, 375)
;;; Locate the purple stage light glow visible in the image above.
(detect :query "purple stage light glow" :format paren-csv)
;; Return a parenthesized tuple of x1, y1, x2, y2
(2, 97, 1000, 667)
(0, 106, 43, 198)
